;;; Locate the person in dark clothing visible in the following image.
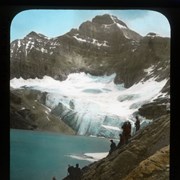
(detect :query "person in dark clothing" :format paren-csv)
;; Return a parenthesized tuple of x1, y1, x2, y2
(117, 133, 125, 148)
(135, 116, 140, 132)
(127, 121, 132, 139)
(74, 163, 81, 180)
(109, 139, 116, 155)
(121, 121, 127, 132)
(67, 164, 75, 179)
(121, 121, 131, 144)
(52, 176, 56, 180)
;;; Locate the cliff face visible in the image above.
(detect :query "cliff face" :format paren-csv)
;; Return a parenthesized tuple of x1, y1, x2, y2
(80, 114, 169, 180)
(10, 87, 75, 134)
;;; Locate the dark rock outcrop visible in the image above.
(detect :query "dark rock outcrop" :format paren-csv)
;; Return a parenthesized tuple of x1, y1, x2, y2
(10, 88, 75, 134)
(138, 101, 170, 120)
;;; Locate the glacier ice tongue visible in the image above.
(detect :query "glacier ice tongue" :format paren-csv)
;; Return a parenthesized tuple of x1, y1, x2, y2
(10, 73, 167, 138)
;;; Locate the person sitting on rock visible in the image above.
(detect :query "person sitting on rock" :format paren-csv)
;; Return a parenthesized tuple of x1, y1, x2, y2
(109, 139, 116, 155)
(67, 164, 75, 179)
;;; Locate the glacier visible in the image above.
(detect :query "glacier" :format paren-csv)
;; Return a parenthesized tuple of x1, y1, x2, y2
(10, 72, 167, 138)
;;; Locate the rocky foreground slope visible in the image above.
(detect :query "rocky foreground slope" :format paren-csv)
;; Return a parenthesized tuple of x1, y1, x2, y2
(63, 114, 170, 180)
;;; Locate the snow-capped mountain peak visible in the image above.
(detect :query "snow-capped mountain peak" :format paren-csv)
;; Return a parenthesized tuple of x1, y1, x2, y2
(25, 31, 49, 40)
(110, 15, 128, 29)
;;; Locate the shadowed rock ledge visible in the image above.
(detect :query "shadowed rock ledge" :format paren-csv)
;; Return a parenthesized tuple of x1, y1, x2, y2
(10, 88, 75, 135)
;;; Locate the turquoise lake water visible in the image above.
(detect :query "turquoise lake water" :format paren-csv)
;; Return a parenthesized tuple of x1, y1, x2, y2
(10, 129, 111, 180)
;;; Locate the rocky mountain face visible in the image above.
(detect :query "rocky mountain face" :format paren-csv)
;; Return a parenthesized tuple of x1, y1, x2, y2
(10, 14, 170, 87)
(10, 87, 75, 134)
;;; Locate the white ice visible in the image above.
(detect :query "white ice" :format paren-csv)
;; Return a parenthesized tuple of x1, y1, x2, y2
(68, 152, 108, 162)
(17, 40, 21, 48)
(110, 15, 127, 29)
(144, 65, 155, 75)
(73, 36, 87, 43)
(10, 72, 167, 137)
(101, 125, 121, 131)
(116, 23, 127, 29)
(73, 35, 109, 47)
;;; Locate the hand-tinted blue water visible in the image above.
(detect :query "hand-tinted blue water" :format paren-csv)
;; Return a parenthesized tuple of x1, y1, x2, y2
(10, 129, 111, 180)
